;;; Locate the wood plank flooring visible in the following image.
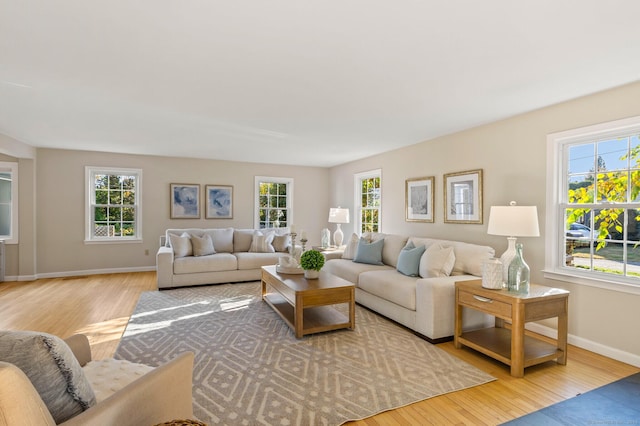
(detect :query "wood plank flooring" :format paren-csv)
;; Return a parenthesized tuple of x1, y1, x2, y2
(1, 272, 638, 425)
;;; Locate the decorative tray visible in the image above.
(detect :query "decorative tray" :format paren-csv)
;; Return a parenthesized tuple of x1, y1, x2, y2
(276, 265, 304, 274)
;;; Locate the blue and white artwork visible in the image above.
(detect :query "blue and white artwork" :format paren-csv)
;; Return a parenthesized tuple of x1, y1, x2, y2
(170, 184, 200, 218)
(206, 185, 233, 219)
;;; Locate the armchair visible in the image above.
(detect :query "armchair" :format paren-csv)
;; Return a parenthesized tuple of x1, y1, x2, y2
(0, 332, 195, 426)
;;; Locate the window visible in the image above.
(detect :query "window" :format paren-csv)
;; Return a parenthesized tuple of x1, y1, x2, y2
(0, 162, 18, 244)
(254, 176, 293, 229)
(546, 116, 640, 293)
(85, 167, 142, 242)
(354, 169, 381, 233)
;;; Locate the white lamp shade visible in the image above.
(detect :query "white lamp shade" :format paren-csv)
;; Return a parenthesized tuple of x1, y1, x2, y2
(328, 208, 350, 224)
(487, 204, 539, 237)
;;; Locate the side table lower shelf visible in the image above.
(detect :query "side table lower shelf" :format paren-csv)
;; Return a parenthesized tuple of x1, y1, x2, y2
(457, 328, 565, 369)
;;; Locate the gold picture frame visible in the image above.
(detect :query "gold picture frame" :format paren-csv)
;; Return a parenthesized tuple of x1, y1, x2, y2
(405, 176, 434, 222)
(444, 169, 483, 224)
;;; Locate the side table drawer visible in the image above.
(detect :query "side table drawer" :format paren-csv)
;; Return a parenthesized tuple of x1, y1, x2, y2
(458, 290, 511, 319)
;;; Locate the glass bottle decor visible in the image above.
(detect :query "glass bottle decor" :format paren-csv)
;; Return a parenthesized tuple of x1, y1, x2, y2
(507, 243, 530, 293)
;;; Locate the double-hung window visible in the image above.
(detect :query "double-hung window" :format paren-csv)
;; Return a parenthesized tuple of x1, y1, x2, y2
(254, 176, 293, 229)
(546, 116, 640, 293)
(354, 169, 381, 233)
(0, 162, 18, 244)
(85, 167, 142, 242)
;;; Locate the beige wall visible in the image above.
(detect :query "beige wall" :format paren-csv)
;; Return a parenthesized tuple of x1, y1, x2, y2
(329, 80, 640, 362)
(31, 149, 329, 275)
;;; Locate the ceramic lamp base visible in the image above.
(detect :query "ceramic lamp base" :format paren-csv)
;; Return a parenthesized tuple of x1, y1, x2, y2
(333, 224, 344, 247)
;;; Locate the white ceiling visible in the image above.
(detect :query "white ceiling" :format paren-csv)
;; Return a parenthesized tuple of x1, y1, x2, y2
(1, 1, 640, 167)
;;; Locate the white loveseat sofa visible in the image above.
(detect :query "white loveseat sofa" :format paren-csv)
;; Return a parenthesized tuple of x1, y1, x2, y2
(157, 227, 290, 289)
(324, 232, 496, 342)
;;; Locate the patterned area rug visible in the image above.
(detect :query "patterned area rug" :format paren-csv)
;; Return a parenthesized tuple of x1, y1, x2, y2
(115, 282, 494, 425)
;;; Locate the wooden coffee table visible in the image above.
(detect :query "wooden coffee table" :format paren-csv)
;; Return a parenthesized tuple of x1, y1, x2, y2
(261, 265, 355, 338)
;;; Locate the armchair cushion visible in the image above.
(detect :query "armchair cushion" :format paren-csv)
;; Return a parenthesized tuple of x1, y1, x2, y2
(0, 331, 96, 424)
(83, 359, 154, 402)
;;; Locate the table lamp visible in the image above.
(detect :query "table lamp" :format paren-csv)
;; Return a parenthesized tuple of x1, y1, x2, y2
(487, 201, 540, 283)
(328, 207, 350, 247)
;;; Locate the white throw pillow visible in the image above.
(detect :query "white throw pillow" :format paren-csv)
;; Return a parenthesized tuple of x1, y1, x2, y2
(249, 230, 276, 253)
(419, 243, 456, 278)
(169, 232, 193, 258)
(341, 233, 360, 260)
(191, 233, 215, 256)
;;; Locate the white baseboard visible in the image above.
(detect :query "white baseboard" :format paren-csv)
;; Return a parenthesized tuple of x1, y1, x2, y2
(526, 322, 640, 368)
(3, 266, 155, 282)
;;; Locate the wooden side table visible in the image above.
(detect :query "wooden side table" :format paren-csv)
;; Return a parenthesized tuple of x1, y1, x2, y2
(454, 279, 569, 377)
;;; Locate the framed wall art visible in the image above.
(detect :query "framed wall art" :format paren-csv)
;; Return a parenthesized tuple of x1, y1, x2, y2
(444, 169, 483, 224)
(170, 183, 200, 219)
(205, 185, 233, 219)
(405, 176, 434, 222)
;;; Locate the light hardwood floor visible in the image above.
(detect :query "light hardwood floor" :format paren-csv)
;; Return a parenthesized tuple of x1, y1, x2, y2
(1, 272, 638, 425)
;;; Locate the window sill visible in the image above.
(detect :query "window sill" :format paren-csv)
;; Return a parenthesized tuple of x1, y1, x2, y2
(543, 268, 640, 296)
(84, 238, 143, 245)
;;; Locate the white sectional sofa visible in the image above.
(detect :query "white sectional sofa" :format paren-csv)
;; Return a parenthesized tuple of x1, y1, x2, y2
(324, 232, 496, 342)
(156, 227, 290, 289)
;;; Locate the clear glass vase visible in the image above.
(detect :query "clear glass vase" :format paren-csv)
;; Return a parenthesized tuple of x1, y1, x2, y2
(507, 243, 530, 293)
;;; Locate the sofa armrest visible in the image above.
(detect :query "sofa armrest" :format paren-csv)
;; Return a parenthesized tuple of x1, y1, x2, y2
(62, 352, 195, 426)
(415, 275, 492, 340)
(156, 246, 175, 288)
(0, 362, 57, 426)
(64, 334, 92, 366)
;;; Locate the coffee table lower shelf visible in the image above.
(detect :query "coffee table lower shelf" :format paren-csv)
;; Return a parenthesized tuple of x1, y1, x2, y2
(263, 292, 351, 336)
(457, 327, 565, 368)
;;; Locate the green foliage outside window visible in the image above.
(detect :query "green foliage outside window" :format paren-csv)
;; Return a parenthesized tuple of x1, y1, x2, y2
(93, 173, 137, 238)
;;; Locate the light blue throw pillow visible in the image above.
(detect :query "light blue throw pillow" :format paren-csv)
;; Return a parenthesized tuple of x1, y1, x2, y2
(396, 241, 426, 277)
(353, 237, 385, 265)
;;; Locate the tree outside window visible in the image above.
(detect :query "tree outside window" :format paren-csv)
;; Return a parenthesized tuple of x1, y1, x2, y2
(255, 177, 293, 229)
(86, 167, 141, 241)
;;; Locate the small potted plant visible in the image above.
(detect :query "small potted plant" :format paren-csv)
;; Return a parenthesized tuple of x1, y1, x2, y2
(300, 249, 325, 279)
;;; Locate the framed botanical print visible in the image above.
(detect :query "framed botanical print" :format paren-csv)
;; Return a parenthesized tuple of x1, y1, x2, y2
(444, 169, 483, 224)
(170, 183, 200, 219)
(405, 176, 434, 222)
(205, 185, 233, 219)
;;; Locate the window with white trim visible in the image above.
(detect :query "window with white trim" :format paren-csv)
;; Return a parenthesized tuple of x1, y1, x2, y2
(546, 116, 640, 292)
(0, 162, 18, 244)
(85, 167, 142, 242)
(254, 176, 293, 229)
(354, 169, 381, 233)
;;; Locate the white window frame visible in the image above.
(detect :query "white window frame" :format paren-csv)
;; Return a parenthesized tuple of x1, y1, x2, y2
(85, 166, 143, 243)
(254, 176, 294, 229)
(545, 115, 640, 295)
(0, 162, 18, 244)
(354, 169, 382, 234)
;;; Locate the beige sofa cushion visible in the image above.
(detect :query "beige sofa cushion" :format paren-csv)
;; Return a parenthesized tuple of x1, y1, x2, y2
(381, 234, 409, 267)
(173, 253, 237, 274)
(191, 234, 215, 257)
(358, 270, 417, 310)
(168, 232, 193, 258)
(323, 258, 392, 284)
(249, 230, 276, 253)
(419, 243, 456, 278)
(409, 237, 494, 276)
(233, 229, 255, 252)
(235, 252, 282, 270)
(204, 228, 234, 253)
